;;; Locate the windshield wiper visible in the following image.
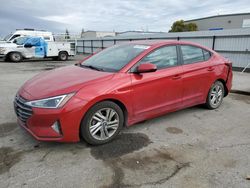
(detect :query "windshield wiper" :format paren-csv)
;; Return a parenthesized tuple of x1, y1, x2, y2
(80, 64, 104, 71)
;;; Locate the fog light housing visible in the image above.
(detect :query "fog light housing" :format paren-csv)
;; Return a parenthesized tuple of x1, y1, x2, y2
(51, 121, 62, 135)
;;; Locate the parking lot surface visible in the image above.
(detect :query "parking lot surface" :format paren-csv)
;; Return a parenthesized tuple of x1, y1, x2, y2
(0, 57, 250, 188)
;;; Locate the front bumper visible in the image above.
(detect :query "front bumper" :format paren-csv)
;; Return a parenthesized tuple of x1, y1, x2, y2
(15, 94, 89, 142)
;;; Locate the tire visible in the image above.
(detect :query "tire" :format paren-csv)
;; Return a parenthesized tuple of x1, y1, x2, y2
(58, 52, 68, 61)
(206, 81, 225, 109)
(81, 101, 124, 145)
(9, 52, 23, 62)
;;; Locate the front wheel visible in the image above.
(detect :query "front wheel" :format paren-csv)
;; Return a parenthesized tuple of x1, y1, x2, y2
(206, 81, 225, 109)
(81, 101, 124, 145)
(9, 52, 23, 62)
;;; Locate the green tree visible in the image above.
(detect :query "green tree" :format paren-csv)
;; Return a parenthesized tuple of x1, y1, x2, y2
(169, 20, 198, 32)
(169, 20, 186, 32)
(185, 23, 198, 32)
(65, 29, 70, 39)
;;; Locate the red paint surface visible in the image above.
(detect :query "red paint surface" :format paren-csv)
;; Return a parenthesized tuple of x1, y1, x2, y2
(16, 40, 233, 142)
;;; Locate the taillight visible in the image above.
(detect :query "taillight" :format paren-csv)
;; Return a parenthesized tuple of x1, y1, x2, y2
(225, 60, 232, 83)
(225, 62, 232, 69)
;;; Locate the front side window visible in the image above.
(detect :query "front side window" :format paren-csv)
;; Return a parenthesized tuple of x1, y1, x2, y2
(181, 45, 204, 64)
(137, 45, 178, 69)
(14, 37, 30, 45)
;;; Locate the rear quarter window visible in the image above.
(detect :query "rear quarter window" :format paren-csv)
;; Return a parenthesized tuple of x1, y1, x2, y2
(203, 49, 211, 61)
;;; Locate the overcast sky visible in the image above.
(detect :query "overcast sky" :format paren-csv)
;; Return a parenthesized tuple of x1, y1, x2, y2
(0, 0, 250, 37)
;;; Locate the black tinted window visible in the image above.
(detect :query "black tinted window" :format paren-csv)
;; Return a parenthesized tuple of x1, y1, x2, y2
(138, 46, 178, 69)
(181, 45, 204, 64)
(44, 37, 50, 40)
(203, 49, 211, 61)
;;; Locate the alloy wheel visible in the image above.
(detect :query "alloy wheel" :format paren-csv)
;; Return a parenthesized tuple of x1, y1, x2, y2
(89, 108, 119, 141)
(210, 84, 223, 107)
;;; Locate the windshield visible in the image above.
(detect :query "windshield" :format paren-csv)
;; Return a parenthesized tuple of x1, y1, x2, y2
(14, 37, 29, 45)
(3, 34, 12, 41)
(81, 44, 150, 72)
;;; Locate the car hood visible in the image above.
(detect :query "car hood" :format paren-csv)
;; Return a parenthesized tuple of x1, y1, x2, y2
(0, 42, 17, 47)
(20, 65, 114, 100)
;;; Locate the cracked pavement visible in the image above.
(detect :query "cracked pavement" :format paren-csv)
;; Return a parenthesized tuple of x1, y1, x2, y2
(0, 56, 250, 188)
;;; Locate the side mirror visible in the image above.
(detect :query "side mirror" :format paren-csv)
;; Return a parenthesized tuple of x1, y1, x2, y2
(24, 43, 33, 48)
(136, 63, 157, 73)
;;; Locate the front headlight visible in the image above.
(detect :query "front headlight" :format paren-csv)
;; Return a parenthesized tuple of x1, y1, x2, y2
(25, 93, 75, 109)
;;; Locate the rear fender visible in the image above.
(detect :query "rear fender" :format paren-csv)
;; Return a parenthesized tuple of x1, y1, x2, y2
(224, 60, 233, 92)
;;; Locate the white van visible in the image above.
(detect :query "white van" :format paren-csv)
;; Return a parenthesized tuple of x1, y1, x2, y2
(0, 36, 75, 62)
(2, 29, 54, 42)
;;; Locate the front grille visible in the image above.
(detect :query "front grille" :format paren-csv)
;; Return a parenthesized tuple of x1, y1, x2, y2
(14, 95, 33, 123)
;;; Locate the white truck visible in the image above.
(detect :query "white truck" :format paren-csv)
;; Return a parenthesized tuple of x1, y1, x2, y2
(0, 36, 75, 62)
(1, 29, 54, 42)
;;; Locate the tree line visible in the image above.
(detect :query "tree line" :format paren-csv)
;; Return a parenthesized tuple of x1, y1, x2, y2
(64, 20, 198, 38)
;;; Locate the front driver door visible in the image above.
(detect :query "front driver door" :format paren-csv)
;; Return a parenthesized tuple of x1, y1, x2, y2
(130, 45, 183, 122)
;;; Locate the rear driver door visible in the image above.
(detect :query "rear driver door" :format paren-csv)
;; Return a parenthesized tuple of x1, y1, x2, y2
(180, 45, 214, 107)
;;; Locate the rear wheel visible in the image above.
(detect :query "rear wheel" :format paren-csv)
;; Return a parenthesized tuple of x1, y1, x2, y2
(81, 101, 124, 145)
(9, 52, 22, 62)
(206, 81, 225, 109)
(58, 52, 68, 61)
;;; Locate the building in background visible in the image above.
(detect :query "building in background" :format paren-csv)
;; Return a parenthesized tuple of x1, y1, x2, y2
(81, 31, 116, 38)
(184, 13, 250, 31)
(116, 31, 164, 36)
(80, 30, 165, 39)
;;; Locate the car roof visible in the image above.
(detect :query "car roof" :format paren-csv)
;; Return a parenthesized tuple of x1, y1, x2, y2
(130, 40, 177, 46)
(129, 40, 212, 51)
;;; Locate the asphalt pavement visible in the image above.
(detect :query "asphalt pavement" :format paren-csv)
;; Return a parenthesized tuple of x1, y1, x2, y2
(0, 56, 249, 188)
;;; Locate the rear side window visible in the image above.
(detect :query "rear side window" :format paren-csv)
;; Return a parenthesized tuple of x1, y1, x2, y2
(138, 45, 178, 69)
(43, 37, 50, 40)
(181, 45, 204, 64)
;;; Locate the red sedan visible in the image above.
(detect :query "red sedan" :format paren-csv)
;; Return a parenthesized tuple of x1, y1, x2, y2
(14, 40, 233, 145)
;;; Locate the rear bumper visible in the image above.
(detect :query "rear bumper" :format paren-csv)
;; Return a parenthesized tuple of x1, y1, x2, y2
(226, 70, 233, 93)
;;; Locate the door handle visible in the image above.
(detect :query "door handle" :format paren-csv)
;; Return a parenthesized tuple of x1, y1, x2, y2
(207, 67, 214, 71)
(172, 74, 181, 80)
